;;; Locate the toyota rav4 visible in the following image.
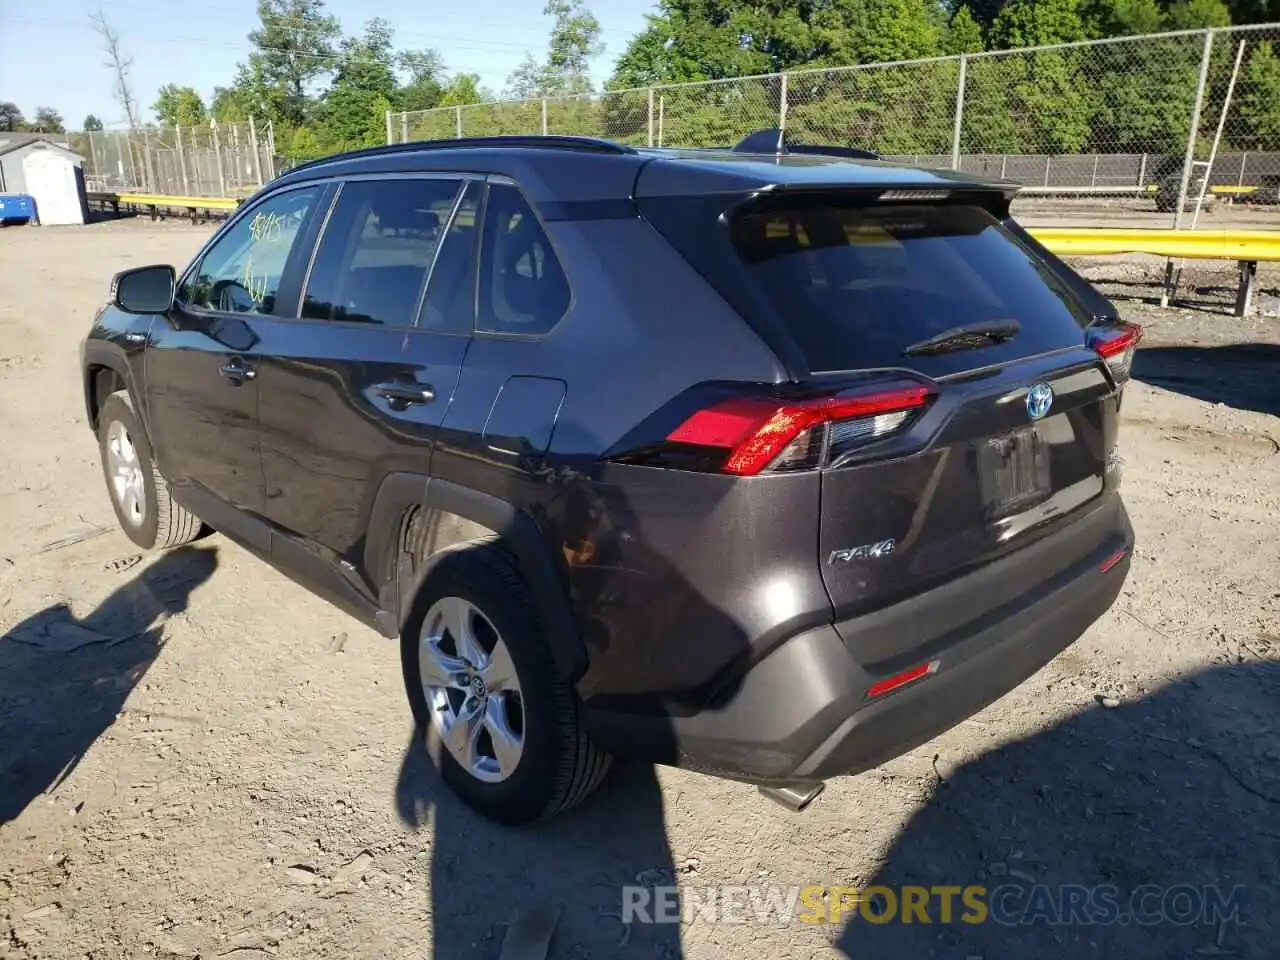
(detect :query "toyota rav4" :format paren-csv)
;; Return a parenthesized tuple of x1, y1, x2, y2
(80, 131, 1137, 825)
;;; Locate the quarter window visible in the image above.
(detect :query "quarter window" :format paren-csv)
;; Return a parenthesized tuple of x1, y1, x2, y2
(179, 186, 321, 314)
(477, 184, 569, 336)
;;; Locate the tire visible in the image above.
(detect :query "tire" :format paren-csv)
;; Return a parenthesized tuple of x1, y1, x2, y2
(97, 390, 203, 550)
(400, 544, 611, 825)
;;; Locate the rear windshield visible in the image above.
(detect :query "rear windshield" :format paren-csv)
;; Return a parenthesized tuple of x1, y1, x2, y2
(727, 201, 1092, 374)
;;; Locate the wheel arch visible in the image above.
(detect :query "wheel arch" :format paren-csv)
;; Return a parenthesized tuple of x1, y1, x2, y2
(371, 474, 589, 684)
(82, 343, 142, 433)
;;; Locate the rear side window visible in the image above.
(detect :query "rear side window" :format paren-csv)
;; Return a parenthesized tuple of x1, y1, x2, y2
(727, 201, 1092, 373)
(477, 184, 569, 336)
(302, 178, 462, 327)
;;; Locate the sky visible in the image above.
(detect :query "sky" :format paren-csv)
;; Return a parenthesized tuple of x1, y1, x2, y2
(0, 0, 657, 129)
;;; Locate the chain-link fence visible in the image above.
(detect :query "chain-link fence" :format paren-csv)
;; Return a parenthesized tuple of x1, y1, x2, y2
(390, 23, 1280, 223)
(75, 119, 278, 197)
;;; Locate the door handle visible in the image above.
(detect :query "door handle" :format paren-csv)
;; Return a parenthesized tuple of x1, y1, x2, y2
(376, 382, 435, 406)
(219, 359, 256, 382)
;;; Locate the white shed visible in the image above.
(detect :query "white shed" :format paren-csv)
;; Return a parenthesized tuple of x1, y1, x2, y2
(0, 135, 89, 226)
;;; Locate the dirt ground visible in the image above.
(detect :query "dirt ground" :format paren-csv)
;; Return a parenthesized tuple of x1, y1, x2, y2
(1, 219, 1277, 960)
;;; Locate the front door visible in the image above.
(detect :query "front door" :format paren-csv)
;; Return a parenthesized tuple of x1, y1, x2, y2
(145, 183, 330, 539)
(253, 175, 481, 588)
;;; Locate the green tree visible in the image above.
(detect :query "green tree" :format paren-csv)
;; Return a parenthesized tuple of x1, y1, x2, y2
(946, 6, 986, 54)
(1165, 0, 1232, 29)
(31, 107, 65, 133)
(243, 0, 341, 125)
(848, 0, 943, 64)
(153, 84, 207, 126)
(990, 0, 1091, 48)
(506, 0, 604, 96)
(318, 18, 398, 149)
(83, 114, 105, 131)
(1237, 40, 1280, 149)
(439, 73, 489, 106)
(0, 102, 24, 131)
(396, 48, 447, 112)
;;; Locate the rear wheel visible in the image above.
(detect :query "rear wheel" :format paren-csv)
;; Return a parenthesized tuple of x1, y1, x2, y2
(400, 545, 611, 824)
(97, 391, 203, 550)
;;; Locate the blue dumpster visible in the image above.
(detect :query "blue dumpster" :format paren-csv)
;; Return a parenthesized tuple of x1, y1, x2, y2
(0, 194, 37, 225)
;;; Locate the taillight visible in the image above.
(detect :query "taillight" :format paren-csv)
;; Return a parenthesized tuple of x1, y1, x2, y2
(1089, 322, 1142, 382)
(664, 385, 933, 476)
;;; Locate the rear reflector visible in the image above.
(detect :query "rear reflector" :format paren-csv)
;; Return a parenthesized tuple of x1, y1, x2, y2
(1099, 548, 1127, 573)
(667, 386, 933, 476)
(1090, 322, 1143, 381)
(867, 659, 939, 699)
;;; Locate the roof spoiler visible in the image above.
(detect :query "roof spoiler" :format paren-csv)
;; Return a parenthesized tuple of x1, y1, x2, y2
(733, 128, 880, 161)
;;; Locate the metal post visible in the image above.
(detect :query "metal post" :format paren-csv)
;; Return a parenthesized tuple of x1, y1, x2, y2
(1044, 156, 1051, 187)
(1191, 38, 1246, 230)
(1163, 29, 1215, 308)
(86, 133, 99, 187)
(1091, 154, 1099, 191)
(248, 116, 264, 187)
(1138, 153, 1148, 192)
(212, 119, 227, 198)
(658, 95, 665, 148)
(401, 112, 408, 144)
(951, 54, 968, 170)
(266, 119, 276, 181)
(778, 73, 789, 140)
(386, 109, 394, 145)
(1238, 151, 1247, 188)
(455, 106, 462, 138)
(1173, 30, 1215, 229)
(1000, 155, 1008, 180)
(541, 98, 548, 135)
(121, 131, 136, 191)
(176, 125, 190, 195)
(647, 87, 654, 147)
(231, 122, 242, 193)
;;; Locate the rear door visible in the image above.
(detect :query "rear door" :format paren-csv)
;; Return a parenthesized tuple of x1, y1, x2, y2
(645, 192, 1127, 622)
(730, 198, 1122, 615)
(252, 175, 480, 585)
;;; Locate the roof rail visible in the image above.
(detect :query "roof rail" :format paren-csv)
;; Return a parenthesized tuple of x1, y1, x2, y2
(733, 128, 880, 161)
(281, 134, 636, 178)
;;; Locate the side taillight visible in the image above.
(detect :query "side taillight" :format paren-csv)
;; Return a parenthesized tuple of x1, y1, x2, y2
(664, 385, 934, 476)
(1090, 322, 1142, 382)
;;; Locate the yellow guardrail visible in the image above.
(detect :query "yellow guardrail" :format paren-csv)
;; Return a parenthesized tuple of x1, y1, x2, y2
(1030, 227, 1280, 261)
(90, 192, 242, 211)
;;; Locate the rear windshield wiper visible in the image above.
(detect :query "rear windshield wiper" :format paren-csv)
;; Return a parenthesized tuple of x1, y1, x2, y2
(903, 320, 1021, 357)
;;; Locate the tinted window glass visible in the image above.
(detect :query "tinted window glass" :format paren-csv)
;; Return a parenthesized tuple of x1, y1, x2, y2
(728, 201, 1092, 373)
(477, 184, 569, 336)
(180, 186, 321, 314)
(418, 181, 481, 335)
(302, 178, 462, 326)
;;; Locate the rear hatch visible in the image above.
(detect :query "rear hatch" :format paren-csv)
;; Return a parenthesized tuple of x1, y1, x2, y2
(638, 185, 1137, 639)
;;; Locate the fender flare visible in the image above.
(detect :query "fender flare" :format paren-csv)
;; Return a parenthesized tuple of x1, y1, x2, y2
(82, 340, 145, 432)
(373, 474, 588, 683)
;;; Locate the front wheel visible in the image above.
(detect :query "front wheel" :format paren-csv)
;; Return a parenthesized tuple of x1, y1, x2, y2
(400, 545, 611, 825)
(97, 390, 203, 550)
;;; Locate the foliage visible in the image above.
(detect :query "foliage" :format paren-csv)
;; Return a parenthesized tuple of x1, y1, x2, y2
(83, 114, 105, 132)
(0, 103, 24, 132)
(153, 85, 207, 127)
(505, 0, 603, 96)
(32, 107, 66, 133)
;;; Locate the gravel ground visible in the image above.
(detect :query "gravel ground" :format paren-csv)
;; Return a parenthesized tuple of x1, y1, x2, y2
(0, 220, 1277, 960)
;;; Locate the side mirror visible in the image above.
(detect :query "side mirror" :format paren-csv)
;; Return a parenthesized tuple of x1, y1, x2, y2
(111, 264, 175, 315)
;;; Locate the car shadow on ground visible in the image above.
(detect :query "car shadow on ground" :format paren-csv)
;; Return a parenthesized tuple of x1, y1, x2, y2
(1132, 343, 1280, 417)
(0, 545, 218, 826)
(396, 748, 682, 958)
(836, 661, 1279, 959)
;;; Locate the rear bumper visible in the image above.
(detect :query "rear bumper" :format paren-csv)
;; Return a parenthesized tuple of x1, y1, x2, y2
(587, 500, 1133, 785)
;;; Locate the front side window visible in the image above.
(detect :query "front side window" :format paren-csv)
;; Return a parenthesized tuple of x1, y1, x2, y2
(302, 178, 462, 327)
(180, 186, 321, 314)
(477, 184, 570, 336)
